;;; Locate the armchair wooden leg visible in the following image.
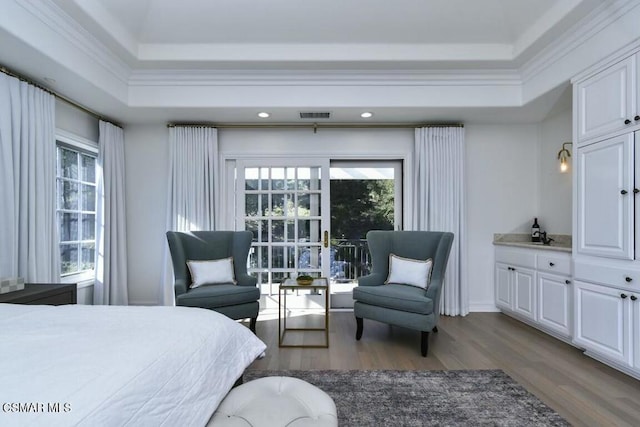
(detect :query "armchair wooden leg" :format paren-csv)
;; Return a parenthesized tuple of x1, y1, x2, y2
(355, 317, 363, 340)
(421, 331, 429, 357)
(249, 317, 257, 334)
(432, 326, 438, 333)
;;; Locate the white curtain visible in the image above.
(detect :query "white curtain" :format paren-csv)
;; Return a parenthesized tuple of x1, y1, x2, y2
(413, 127, 467, 316)
(162, 126, 219, 305)
(94, 121, 129, 305)
(0, 73, 59, 282)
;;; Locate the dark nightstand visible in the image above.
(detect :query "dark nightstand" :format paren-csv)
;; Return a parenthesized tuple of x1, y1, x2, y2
(0, 283, 77, 305)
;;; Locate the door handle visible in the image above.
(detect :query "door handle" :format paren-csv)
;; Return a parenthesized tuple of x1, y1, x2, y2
(323, 230, 329, 248)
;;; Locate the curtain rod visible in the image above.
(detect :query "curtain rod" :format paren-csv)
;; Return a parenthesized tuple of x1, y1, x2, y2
(166, 123, 464, 129)
(0, 65, 122, 129)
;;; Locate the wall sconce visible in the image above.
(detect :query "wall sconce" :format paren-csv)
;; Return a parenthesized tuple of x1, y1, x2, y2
(558, 142, 572, 173)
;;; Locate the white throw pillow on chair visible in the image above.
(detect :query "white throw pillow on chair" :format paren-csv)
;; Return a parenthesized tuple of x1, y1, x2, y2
(385, 254, 433, 289)
(187, 258, 237, 288)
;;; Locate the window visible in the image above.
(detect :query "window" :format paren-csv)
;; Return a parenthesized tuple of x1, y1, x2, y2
(56, 142, 98, 279)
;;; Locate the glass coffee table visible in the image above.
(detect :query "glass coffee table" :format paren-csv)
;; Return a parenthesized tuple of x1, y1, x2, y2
(278, 277, 329, 348)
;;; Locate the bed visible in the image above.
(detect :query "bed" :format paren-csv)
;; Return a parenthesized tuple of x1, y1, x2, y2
(0, 303, 266, 426)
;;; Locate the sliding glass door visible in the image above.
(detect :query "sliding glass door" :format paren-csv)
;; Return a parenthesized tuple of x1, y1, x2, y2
(235, 158, 402, 309)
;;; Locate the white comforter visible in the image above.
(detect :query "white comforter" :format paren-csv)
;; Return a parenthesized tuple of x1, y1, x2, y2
(0, 304, 266, 427)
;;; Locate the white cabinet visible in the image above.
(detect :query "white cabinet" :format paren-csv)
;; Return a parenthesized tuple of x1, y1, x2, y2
(576, 54, 639, 143)
(495, 260, 535, 320)
(538, 272, 572, 338)
(635, 294, 640, 370)
(495, 263, 512, 310)
(574, 280, 633, 367)
(495, 246, 571, 337)
(576, 133, 635, 259)
(513, 268, 536, 321)
(573, 47, 640, 380)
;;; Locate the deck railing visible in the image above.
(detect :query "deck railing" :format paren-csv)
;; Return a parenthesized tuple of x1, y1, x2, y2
(331, 239, 371, 282)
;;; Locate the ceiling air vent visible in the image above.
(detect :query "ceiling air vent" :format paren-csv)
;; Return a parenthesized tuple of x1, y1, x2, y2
(299, 111, 331, 119)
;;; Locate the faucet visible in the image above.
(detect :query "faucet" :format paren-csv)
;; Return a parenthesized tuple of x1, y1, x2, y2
(540, 231, 554, 245)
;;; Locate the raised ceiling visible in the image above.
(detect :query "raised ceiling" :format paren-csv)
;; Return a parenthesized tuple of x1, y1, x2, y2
(1, 0, 631, 124)
(52, 0, 600, 69)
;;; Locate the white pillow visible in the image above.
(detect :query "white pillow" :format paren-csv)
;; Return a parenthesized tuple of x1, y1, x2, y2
(385, 254, 433, 290)
(187, 258, 237, 288)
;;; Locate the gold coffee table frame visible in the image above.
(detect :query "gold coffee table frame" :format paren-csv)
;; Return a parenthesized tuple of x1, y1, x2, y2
(278, 278, 329, 348)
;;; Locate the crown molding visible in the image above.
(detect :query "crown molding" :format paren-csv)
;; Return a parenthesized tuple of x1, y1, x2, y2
(16, 0, 131, 84)
(570, 37, 640, 84)
(520, 0, 639, 83)
(128, 69, 522, 87)
(136, 42, 513, 62)
(511, 0, 585, 59)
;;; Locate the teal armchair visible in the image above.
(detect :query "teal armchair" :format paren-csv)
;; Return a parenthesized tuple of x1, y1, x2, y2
(352, 230, 454, 356)
(166, 231, 260, 333)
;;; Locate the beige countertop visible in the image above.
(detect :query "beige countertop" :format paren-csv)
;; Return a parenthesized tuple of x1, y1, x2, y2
(493, 233, 572, 253)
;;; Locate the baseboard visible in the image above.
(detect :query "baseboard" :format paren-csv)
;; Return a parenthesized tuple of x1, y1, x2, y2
(469, 302, 500, 312)
(583, 351, 640, 381)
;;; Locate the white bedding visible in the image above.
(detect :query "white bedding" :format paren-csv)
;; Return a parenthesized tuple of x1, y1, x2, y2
(0, 304, 266, 427)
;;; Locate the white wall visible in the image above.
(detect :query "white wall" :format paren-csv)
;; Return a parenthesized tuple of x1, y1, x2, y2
(124, 125, 169, 305)
(465, 124, 539, 311)
(537, 108, 573, 234)
(55, 99, 99, 142)
(124, 124, 540, 312)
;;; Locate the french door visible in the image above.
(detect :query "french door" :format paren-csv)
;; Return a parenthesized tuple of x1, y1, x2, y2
(236, 159, 331, 291)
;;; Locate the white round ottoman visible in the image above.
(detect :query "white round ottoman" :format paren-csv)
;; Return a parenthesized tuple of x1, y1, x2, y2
(208, 376, 338, 426)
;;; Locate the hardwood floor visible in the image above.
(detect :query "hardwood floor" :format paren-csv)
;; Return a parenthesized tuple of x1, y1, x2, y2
(246, 310, 640, 426)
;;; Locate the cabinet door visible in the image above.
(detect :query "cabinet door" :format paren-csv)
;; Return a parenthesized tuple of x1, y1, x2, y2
(634, 292, 640, 369)
(577, 134, 634, 259)
(636, 132, 640, 261)
(573, 281, 632, 366)
(576, 55, 636, 143)
(495, 263, 512, 310)
(513, 267, 536, 321)
(537, 272, 571, 337)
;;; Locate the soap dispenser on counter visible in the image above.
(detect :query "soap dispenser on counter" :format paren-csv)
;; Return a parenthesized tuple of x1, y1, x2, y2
(531, 218, 541, 243)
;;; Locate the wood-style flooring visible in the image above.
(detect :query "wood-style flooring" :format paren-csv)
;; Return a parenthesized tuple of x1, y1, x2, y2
(246, 310, 640, 427)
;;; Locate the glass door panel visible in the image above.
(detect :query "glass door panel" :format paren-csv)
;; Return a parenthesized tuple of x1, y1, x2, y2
(237, 160, 330, 294)
(329, 160, 402, 308)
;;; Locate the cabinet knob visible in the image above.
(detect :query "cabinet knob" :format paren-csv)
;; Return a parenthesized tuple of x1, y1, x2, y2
(625, 119, 632, 125)
(565, 280, 571, 285)
(631, 295, 638, 301)
(621, 293, 628, 299)
(635, 188, 640, 194)
(549, 262, 555, 267)
(635, 115, 640, 121)
(626, 276, 633, 282)
(621, 189, 628, 195)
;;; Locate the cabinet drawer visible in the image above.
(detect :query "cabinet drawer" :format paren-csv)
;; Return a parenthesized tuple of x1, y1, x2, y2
(537, 252, 571, 276)
(495, 247, 536, 269)
(574, 260, 640, 290)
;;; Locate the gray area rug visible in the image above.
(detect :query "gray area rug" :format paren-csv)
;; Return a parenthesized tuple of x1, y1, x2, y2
(244, 369, 569, 426)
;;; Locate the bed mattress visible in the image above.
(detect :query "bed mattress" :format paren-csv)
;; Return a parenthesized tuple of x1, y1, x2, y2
(0, 304, 266, 426)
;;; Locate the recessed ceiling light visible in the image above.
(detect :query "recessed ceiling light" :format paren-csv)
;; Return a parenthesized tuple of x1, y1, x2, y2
(360, 112, 373, 118)
(257, 112, 270, 118)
